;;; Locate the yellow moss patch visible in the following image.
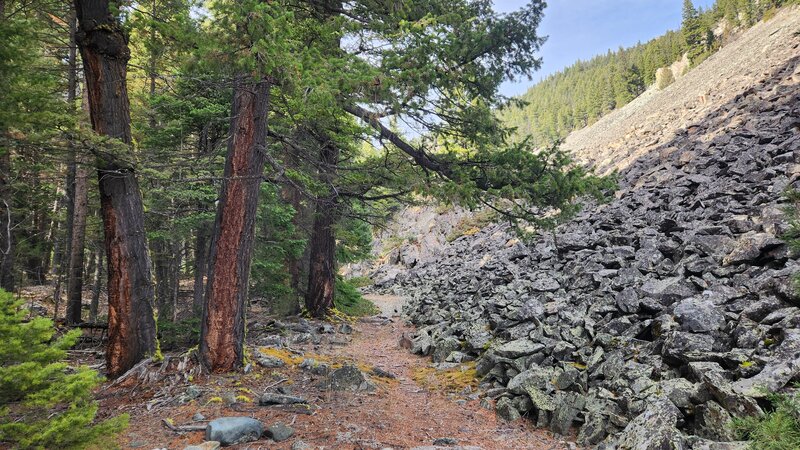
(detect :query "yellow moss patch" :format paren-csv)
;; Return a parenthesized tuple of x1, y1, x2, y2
(411, 362, 478, 393)
(205, 396, 223, 405)
(235, 395, 252, 403)
(258, 347, 304, 366)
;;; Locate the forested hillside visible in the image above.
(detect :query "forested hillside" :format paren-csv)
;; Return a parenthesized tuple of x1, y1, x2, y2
(500, 0, 797, 147)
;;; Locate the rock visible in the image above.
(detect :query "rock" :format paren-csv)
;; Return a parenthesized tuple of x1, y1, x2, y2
(192, 412, 206, 421)
(205, 417, 264, 446)
(183, 385, 202, 401)
(674, 297, 726, 333)
(256, 355, 286, 368)
(291, 441, 312, 450)
(701, 370, 763, 418)
(432, 437, 459, 446)
(723, 232, 784, 265)
(696, 401, 736, 441)
(732, 330, 800, 398)
(494, 339, 544, 359)
(550, 392, 586, 435)
(495, 397, 521, 422)
(266, 422, 294, 442)
(318, 365, 376, 392)
(183, 442, 220, 450)
(259, 393, 308, 405)
(613, 397, 687, 450)
(432, 337, 461, 363)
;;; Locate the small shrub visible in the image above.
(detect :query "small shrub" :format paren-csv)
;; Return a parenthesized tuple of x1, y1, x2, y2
(0, 289, 128, 449)
(346, 276, 373, 289)
(446, 209, 497, 242)
(655, 67, 675, 90)
(158, 317, 200, 351)
(733, 392, 800, 450)
(334, 276, 379, 317)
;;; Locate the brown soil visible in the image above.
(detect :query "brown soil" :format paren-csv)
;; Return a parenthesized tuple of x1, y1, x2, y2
(92, 294, 568, 449)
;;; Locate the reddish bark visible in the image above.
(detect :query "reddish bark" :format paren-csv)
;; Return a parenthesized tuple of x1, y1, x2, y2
(74, 0, 157, 377)
(200, 77, 270, 372)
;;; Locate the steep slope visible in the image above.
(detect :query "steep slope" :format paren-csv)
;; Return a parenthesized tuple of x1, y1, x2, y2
(367, 6, 800, 449)
(564, 7, 800, 174)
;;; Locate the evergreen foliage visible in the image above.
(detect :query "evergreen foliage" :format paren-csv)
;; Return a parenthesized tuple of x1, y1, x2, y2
(0, 289, 127, 449)
(733, 391, 800, 450)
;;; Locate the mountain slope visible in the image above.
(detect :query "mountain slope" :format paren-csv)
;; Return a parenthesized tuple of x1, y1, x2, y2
(564, 7, 800, 174)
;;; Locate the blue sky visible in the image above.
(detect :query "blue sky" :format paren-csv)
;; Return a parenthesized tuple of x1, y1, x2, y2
(495, 0, 717, 97)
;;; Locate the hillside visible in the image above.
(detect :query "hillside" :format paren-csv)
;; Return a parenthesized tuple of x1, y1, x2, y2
(499, 0, 797, 150)
(363, 6, 800, 448)
(563, 5, 800, 174)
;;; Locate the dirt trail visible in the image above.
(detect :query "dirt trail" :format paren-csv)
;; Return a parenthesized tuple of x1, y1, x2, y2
(104, 294, 567, 449)
(298, 294, 567, 450)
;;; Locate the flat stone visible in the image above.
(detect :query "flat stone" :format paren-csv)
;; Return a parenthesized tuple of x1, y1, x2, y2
(259, 393, 307, 405)
(205, 417, 263, 446)
(494, 339, 544, 358)
(183, 442, 221, 450)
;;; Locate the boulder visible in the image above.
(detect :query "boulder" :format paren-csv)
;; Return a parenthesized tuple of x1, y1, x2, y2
(205, 417, 264, 446)
(318, 365, 376, 392)
(613, 397, 687, 450)
(732, 330, 800, 398)
(495, 397, 521, 422)
(266, 422, 294, 442)
(674, 297, 726, 333)
(494, 339, 544, 359)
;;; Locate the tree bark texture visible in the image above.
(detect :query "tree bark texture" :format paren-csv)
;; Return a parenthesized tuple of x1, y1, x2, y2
(305, 139, 339, 318)
(74, 0, 157, 377)
(200, 77, 270, 372)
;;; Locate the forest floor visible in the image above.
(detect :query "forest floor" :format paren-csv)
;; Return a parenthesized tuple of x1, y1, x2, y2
(72, 292, 570, 449)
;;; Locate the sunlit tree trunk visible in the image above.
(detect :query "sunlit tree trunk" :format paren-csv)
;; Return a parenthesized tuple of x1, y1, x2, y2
(200, 76, 270, 372)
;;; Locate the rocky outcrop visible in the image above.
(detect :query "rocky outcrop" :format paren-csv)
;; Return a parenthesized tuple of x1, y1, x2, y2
(375, 50, 800, 448)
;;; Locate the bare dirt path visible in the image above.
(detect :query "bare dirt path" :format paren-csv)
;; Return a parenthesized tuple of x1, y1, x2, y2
(99, 293, 567, 449)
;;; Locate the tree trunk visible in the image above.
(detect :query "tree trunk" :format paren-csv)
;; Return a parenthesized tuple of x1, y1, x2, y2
(0, 147, 13, 292)
(305, 140, 339, 318)
(65, 154, 89, 324)
(74, 0, 157, 377)
(192, 222, 210, 314)
(89, 244, 103, 321)
(200, 76, 270, 372)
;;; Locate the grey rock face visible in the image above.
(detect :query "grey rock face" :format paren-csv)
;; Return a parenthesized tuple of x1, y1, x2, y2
(205, 417, 264, 446)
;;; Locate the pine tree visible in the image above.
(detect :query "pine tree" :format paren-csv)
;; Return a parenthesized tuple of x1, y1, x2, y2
(0, 289, 127, 449)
